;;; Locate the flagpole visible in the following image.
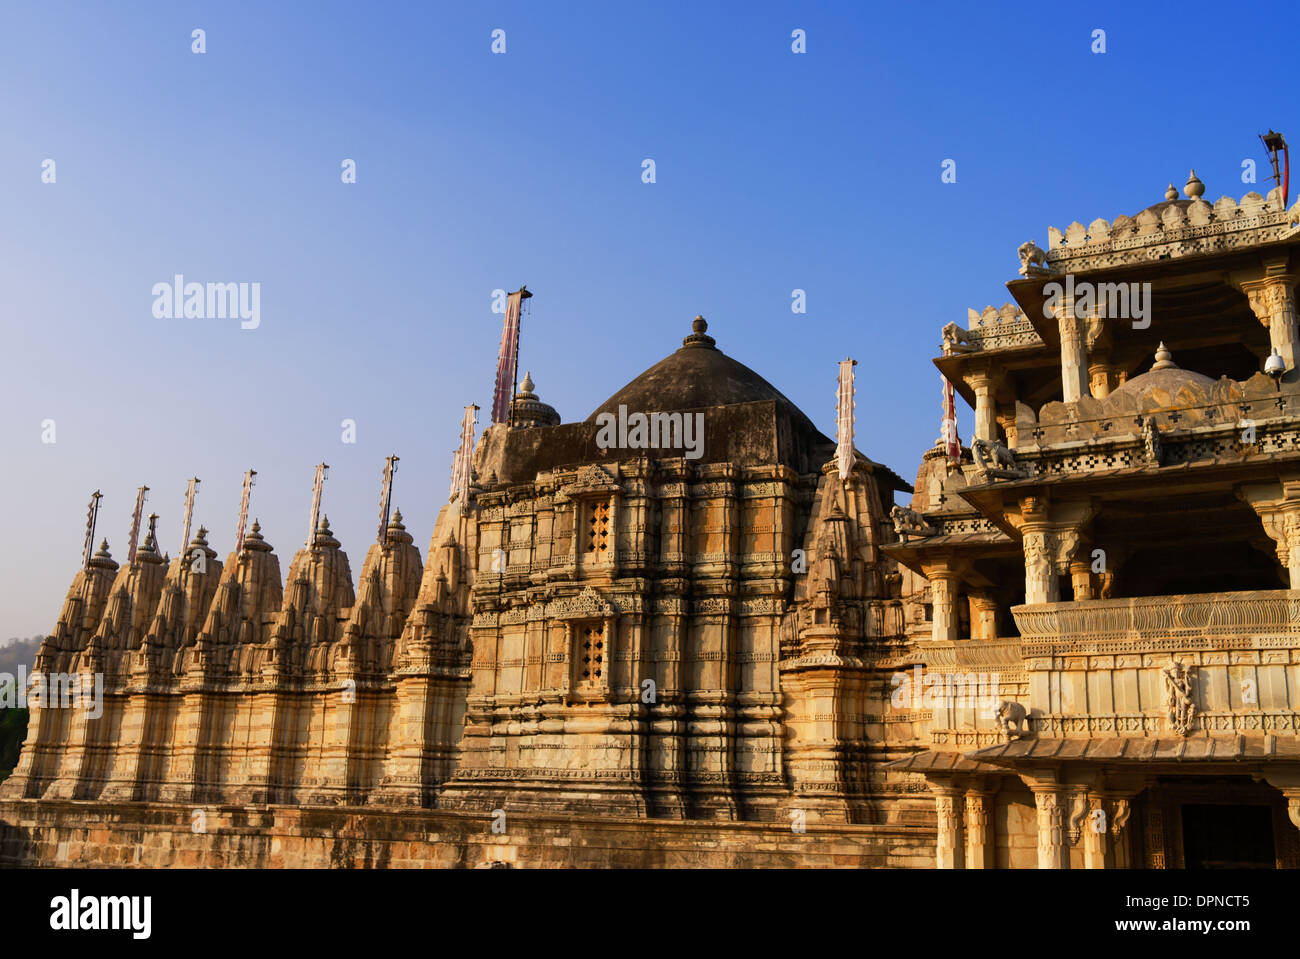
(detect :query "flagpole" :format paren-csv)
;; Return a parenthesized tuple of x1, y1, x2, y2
(509, 285, 532, 429)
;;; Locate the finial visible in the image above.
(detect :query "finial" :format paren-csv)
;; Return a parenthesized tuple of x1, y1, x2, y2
(390, 507, 404, 527)
(250, 519, 261, 534)
(682, 314, 717, 349)
(521, 371, 534, 394)
(1185, 169, 1205, 200)
(98, 539, 110, 553)
(319, 514, 330, 531)
(1152, 342, 1177, 370)
(1165, 183, 1179, 202)
(195, 525, 208, 541)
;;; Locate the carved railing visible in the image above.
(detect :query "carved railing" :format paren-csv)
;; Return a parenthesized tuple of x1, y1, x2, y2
(1045, 186, 1300, 271)
(918, 638, 1023, 670)
(1013, 590, 1300, 656)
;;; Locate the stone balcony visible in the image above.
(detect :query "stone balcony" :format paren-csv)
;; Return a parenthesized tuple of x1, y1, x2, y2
(1010, 590, 1300, 738)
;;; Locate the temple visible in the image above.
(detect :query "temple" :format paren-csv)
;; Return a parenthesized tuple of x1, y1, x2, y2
(6, 165, 1300, 869)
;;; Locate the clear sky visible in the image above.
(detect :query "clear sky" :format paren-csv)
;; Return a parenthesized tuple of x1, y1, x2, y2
(1, 0, 1296, 637)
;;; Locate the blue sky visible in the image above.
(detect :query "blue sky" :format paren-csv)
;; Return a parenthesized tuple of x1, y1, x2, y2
(1, 0, 1296, 637)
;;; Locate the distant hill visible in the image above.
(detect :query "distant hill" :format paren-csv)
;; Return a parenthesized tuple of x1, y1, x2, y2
(0, 636, 42, 677)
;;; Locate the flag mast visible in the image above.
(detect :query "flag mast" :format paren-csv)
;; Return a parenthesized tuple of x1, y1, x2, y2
(82, 490, 103, 569)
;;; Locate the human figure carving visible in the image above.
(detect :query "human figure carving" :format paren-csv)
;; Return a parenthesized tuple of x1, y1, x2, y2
(1162, 658, 1196, 736)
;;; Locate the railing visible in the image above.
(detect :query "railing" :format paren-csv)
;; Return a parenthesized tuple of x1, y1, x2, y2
(918, 638, 1023, 670)
(1012, 590, 1300, 653)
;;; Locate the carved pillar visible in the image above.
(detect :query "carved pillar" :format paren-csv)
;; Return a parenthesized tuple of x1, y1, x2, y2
(932, 782, 966, 869)
(924, 564, 960, 642)
(968, 591, 998, 640)
(1078, 794, 1111, 869)
(967, 370, 1000, 444)
(1069, 558, 1096, 601)
(1239, 269, 1300, 378)
(1238, 480, 1300, 587)
(1016, 498, 1092, 605)
(1054, 298, 1088, 404)
(964, 784, 995, 869)
(1029, 782, 1070, 869)
(1105, 794, 1135, 868)
(996, 405, 1019, 449)
(1022, 527, 1058, 605)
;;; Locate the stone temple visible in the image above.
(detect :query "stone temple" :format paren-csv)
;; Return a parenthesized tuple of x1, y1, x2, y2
(6, 169, 1300, 869)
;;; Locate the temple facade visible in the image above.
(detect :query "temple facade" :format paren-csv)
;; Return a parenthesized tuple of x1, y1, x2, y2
(7, 167, 1300, 868)
(889, 172, 1300, 868)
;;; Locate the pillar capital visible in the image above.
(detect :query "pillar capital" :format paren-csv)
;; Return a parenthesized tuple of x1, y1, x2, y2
(1231, 262, 1300, 378)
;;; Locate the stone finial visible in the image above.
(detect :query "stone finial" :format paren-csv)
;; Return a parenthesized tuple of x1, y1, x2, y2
(389, 507, 405, 529)
(520, 371, 534, 394)
(1185, 169, 1205, 200)
(1165, 183, 1179, 202)
(195, 525, 209, 543)
(682, 315, 717, 348)
(319, 514, 330, 531)
(90, 538, 118, 570)
(243, 519, 272, 552)
(1151, 342, 1177, 370)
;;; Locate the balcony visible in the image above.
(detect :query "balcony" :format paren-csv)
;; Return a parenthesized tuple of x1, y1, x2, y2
(1008, 590, 1300, 738)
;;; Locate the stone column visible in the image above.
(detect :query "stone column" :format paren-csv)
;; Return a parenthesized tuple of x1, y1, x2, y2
(1240, 272, 1300, 377)
(1070, 558, 1096, 601)
(925, 565, 960, 642)
(964, 785, 996, 869)
(932, 783, 966, 869)
(1239, 480, 1300, 587)
(1105, 795, 1135, 869)
(968, 370, 999, 443)
(996, 405, 1019, 449)
(1080, 795, 1110, 869)
(968, 591, 999, 640)
(1022, 528, 1058, 605)
(1029, 783, 1070, 869)
(1054, 298, 1089, 404)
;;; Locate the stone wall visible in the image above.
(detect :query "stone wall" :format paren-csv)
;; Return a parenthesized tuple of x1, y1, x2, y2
(0, 799, 935, 869)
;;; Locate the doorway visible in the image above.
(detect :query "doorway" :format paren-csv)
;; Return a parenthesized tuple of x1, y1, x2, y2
(1180, 804, 1275, 869)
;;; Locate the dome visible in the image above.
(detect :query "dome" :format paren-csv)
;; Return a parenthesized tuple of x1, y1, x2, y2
(587, 316, 821, 434)
(1111, 343, 1215, 399)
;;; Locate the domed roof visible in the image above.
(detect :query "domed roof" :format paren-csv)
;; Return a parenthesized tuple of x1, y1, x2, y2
(587, 316, 820, 430)
(1111, 343, 1215, 399)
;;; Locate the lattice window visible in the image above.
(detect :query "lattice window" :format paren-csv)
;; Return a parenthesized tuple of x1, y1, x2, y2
(579, 623, 604, 681)
(586, 502, 610, 554)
